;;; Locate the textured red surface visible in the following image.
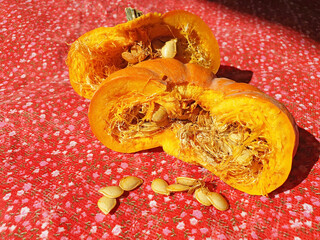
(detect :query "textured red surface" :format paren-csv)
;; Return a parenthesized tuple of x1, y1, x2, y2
(1, 0, 320, 239)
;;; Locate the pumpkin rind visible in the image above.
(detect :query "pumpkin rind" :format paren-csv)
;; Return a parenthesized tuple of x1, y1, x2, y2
(67, 10, 220, 99)
(88, 59, 298, 195)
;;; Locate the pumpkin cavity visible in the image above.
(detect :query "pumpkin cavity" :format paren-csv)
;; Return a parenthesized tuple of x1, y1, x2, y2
(105, 85, 271, 186)
(106, 92, 169, 140)
(119, 30, 211, 69)
(177, 117, 271, 186)
(178, 24, 211, 68)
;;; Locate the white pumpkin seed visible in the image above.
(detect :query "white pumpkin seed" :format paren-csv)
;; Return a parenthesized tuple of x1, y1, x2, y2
(235, 150, 252, 165)
(98, 186, 124, 198)
(151, 178, 170, 195)
(175, 177, 197, 186)
(229, 133, 242, 142)
(97, 196, 117, 215)
(119, 176, 143, 191)
(194, 187, 211, 206)
(167, 183, 190, 192)
(206, 192, 229, 211)
(161, 39, 177, 58)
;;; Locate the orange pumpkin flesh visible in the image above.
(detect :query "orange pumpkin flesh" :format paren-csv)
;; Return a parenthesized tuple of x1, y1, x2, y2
(89, 59, 298, 195)
(66, 10, 220, 99)
(88, 59, 215, 153)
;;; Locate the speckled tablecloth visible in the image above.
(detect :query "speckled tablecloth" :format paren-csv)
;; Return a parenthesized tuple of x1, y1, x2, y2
(1, 0, 320, 239)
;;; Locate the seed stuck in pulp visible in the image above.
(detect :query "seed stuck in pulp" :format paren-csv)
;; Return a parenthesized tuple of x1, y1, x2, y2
(121, 42, 150, 64)
(152, 105, 169, 126)
(161, 39, 177, 59)
(119, 176, 143, 191)
(151, 178, 170, 195)
(98, 186, 124, 199)
(97, 196, 117, 215)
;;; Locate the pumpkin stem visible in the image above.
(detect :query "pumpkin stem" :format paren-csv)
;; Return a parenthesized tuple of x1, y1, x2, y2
(125, 8, 143, 21)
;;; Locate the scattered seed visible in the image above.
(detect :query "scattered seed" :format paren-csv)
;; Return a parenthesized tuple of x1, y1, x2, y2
(150, 176, 230, 211)
(167, 183, 190, 192)
(97, 196, 117, 215)
(194, 187, 212, 206)
(206, 192, 229, 211)
(119, 176, 143, 191)
(151, 178, 170, 195)
(175, 177, 197, 186)
(161, 38, 177, 58)
(98, 186, 124, 198)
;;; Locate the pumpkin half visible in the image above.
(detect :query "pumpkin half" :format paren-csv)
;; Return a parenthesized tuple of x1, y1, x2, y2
(88, 59, 299, 195)
(66, 10, 220, 99)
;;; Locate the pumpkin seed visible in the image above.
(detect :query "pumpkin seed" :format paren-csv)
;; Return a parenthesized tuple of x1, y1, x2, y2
(140, 122, 160, 132)
(175, 177, 197, 186)
(119, 176, 143, 191)
(235, 150, 252, 165)
(97, 196, 117, 215)
(194, 187, 211, 206)
(151, 178, 170, 195)
(161, 39, 177, 58)
(167, 183, 190, 192)
(206, 192, 229, 211)
(121, 42, 149, 64)
(98, 186, 124, 198)
(152, 105, 168, 124)
(229, 133, 242, 142)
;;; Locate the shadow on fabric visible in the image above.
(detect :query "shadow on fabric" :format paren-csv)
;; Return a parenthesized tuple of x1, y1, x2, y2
(216, 65, 253, 83)
(208, 0, 320, 43)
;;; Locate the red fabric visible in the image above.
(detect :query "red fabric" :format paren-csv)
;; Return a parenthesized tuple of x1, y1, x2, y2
(1, 0, 319, 239)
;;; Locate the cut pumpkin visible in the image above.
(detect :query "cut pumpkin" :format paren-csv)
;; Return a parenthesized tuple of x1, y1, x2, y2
(88, 59, 299, 195)
(66, 10, 220, 99)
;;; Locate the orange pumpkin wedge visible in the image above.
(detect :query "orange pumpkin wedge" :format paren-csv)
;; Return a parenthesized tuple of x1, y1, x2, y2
(66, 10, 220, 99)
(88, 59, 298, 195)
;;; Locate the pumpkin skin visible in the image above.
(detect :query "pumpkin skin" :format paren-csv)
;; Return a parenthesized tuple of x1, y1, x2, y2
(66, 10, 220, 99)
(88, 59, 299, 195)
